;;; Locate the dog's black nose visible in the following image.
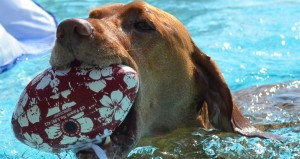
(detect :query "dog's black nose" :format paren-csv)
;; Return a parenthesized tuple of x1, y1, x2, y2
(56, 18, 94, 39)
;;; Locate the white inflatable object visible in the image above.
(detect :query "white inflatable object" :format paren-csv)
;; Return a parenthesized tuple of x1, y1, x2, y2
(0, 0, 57, 72)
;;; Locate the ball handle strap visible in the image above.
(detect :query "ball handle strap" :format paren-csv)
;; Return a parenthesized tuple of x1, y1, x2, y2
(73, 134, 108, 159)
(91, 143, 108, 159)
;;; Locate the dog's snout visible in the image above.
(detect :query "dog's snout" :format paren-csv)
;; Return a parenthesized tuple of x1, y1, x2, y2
(56, 18, 94, 39)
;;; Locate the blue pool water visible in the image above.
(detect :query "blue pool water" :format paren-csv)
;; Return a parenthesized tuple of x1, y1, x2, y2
(1, 0, 300, 158)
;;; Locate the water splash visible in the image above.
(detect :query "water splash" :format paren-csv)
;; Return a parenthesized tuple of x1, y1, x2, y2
(127, 127, 300, 159)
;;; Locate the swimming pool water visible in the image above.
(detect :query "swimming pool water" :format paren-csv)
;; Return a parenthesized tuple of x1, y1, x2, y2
(1, 0, 300, 158)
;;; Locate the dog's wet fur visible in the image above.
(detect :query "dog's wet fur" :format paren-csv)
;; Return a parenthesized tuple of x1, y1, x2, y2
(50, 1, 283, 158)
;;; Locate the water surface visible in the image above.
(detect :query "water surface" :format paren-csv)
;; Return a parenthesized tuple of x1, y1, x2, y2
(1, 0, 300, 158)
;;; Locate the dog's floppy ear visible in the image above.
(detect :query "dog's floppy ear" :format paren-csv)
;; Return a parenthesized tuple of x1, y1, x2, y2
(191, 44, 283, 141)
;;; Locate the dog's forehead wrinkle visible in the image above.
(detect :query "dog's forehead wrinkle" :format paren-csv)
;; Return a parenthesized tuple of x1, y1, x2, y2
(90, 20, 126, 48)
(89, 3, 125, 19)
(116, 2, 155, 21)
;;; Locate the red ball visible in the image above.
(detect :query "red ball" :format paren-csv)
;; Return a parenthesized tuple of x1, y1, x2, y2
(11, 64, 139, 153)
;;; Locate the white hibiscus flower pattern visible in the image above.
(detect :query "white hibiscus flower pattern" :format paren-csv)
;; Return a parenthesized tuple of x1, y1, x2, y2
(16, 98, 41, 127)
(87, 66, 113, 93)
(12, 64, 139, 153)
(34, 68, 70, 95)
(23, 132, 52, 152)
(99, 90, 131, 124)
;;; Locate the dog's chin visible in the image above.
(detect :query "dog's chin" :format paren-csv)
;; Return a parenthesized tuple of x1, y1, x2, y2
(51, 44, 125, 69)
(76, 108, 138, 159)
(73, 59, 122, 68)
(51, 59, 124, 71)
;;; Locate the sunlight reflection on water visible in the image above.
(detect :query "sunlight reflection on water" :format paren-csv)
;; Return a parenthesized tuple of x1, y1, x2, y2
(1, 0, 300, 158)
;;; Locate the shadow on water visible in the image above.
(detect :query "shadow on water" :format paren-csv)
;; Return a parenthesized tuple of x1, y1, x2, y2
(127, 80, 300, 159)
(234, 80, 300, 128)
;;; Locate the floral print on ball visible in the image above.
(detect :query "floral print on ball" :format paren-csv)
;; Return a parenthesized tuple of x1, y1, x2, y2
(99, 90, 132, 123)
(11, 64, 139, 153)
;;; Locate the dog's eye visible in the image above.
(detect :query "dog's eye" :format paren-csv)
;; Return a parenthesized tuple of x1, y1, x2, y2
(134, 21, 155, 32)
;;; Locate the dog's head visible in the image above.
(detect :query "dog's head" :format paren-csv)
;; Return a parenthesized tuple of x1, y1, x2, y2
(51, 1, 282, 158)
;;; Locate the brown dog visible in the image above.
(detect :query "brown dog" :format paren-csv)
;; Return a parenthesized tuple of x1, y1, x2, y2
(50, 1, 282, 158)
